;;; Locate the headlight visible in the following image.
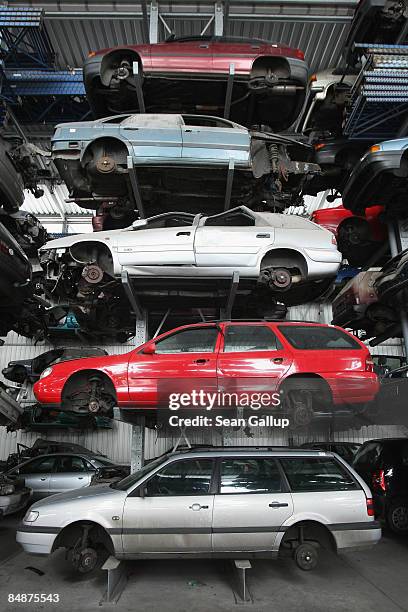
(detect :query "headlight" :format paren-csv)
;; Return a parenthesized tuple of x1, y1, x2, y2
(39, 367, 53, 379)
(0, 484, 15, 495)
(24, 510, 39, 523)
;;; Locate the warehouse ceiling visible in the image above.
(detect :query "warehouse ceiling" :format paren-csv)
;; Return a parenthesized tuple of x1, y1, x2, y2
(16, 0, 357, 73)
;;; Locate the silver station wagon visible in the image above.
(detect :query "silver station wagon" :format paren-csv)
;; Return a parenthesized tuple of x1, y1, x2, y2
(17, 448, 381, 574)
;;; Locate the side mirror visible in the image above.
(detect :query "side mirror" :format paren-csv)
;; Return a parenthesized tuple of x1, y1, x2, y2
(132, 219, 148, 230)
(143, 343, 156, 355)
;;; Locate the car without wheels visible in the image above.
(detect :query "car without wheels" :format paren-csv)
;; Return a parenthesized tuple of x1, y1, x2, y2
(51, 113, 319, 218)
(39, 205, 342, 319)
(83, 36, 308, 132)
(16, 447, 381, 574)
(32, 320, 379, 426)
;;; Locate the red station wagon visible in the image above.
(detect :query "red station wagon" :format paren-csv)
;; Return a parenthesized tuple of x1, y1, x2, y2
(33, 321, 379, 426)
(83, 36, 308, 131)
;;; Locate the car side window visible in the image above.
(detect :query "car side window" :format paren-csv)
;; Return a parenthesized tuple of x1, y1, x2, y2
(55, 456, 88, 473)
(19, 456, 57, 474)
(280, 458, 358, 492)
(155, 328, 218, 354)
(223, 325, 283, 353)
(144, 459, 214, 496)
(220, 458, 283, 494)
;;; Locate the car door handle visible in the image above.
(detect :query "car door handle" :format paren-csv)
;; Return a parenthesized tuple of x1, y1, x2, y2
(176, 231, 191, 236)
(193, 358, 209, 364)
(256, 233, 271, 238)
(78, 477, 84, 480)
(272, 357, 283, 364)
(269, 502, 289, 508)
(189, 503, 209, 511)
(40, 478, 46, 481)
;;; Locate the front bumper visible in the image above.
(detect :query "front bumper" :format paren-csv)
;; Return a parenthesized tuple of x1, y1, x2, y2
(16, 524, 60, 555)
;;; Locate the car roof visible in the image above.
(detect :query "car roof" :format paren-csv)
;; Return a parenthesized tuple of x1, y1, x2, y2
(164, 447, 336, 459)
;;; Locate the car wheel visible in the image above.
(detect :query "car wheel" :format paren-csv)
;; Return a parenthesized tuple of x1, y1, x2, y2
(387, 500, 408, 534)
(282, 385, 315, 428)
(294, 543, 318, 571)
(69, 545, 100, 574)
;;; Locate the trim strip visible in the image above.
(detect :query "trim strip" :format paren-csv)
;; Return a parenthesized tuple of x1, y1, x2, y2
(17, 525, 61, 534)
(328, 521, 381, 531)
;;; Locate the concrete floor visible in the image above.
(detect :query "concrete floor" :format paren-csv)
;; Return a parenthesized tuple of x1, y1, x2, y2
(0, 512, 407, 612)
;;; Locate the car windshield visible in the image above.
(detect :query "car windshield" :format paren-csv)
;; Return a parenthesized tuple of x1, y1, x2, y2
(111, 456, 168, 490)
(278, 325, 361, 350)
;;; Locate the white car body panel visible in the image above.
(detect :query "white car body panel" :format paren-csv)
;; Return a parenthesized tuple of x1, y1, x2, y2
(41, 207, 342, 282)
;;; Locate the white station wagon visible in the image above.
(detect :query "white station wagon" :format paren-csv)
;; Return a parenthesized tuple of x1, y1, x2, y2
(17, 448, 381, 574)
(40, 206, 341, 304)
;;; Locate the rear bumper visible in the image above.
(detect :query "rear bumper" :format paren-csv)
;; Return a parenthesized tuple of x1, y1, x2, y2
(329, 372, 379, 405)
(331, 521, 381, 551)
(16, 524, 59, 555)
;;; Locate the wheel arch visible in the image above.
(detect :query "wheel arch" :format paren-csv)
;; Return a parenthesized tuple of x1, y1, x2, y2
(52, 520, 115, 554)
(61, 368, 117, 409)
(279, 519, 337, 553)
(100, 47, 143, 87)
(81, 136, 131, 166)
(278, 373, 333, 403)
(68, 239, 114, 275)
(260, 248, 308, 278)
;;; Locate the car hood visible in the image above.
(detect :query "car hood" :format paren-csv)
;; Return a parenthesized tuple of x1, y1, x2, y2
(30, 484, 124, 509)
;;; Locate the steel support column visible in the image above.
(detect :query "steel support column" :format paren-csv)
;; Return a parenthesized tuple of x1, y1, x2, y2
(387, 221, 408, 356)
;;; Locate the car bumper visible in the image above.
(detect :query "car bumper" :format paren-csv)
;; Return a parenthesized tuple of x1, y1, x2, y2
(16, 524, 60, 555)
(342, 150, 402, 213)
(0, 488, 31, 517)
(330, 372, 379, 405)
(331, 521, 381, 552)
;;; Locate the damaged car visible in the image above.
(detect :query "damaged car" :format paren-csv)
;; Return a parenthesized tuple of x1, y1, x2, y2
(342, 138, 408, 217)
(39, 206, 342, 320)
(332, 269, 400, 340)
(83, 36, 308, 132)
(311, 204, 387, 266)
(3, 347, 108, 385)
(51, 113, 320, 220)
(0, 474, 31, 517)
(0, 209, 48, 259)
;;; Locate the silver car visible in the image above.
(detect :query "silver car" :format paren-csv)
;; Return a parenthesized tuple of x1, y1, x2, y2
(7, 453, 120, 501)
(17, 448, 381, 573)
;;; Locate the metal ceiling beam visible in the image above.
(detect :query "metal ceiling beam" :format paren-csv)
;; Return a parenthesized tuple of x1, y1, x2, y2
(44, 12, 353, 23)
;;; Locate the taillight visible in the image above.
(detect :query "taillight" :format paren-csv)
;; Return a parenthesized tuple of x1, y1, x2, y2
(366, 497, 375, 516)
(314, 143, 326, 151)
(295, 49, 305, 60)
(365, 356, 374, 372)
(372, 470, 386, 492)
(331, 235, 337, 246)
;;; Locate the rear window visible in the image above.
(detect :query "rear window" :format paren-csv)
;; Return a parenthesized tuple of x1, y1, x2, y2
(278, 325, 361, 350)
(280, 458, 358, 492)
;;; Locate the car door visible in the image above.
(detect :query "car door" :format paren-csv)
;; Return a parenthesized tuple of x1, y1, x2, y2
(217, 324, 292, 400)
(122, 458, 215, 555)
(212, 457, 293, 552)
(181, 120, 249, 164)
(127, 325, 220, 407)
(48, 455, 94, 496)
(194, 209, 274, 268)
(15, 455, 58, 500)
(115, 223, 198, 268)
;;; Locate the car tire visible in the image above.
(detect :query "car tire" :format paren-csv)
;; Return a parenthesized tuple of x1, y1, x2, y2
(386, 500, 408, 534)
(294, 543, 318, 571)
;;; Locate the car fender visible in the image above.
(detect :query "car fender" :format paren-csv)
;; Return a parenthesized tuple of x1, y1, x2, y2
(274, 511, 333, 549)
(80, 135, 133, 165)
